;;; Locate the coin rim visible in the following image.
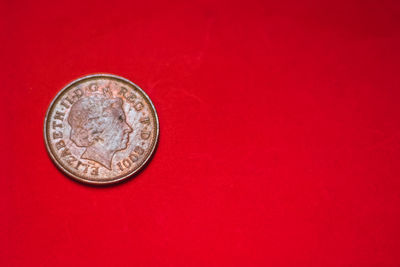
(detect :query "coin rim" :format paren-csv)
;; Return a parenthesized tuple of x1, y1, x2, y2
(44, 73, 159, 185)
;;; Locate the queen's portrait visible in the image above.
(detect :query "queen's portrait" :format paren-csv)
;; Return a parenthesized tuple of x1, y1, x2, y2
(67, 94, 133, 170)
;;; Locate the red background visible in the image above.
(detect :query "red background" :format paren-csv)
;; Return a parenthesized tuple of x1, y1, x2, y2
(2, 0, 400, 266)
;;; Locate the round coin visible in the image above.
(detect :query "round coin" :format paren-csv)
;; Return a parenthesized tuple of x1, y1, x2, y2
(44, 74, 159, 185)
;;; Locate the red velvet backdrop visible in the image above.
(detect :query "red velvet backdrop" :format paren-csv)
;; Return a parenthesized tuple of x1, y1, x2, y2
(2, 0, 400, 266)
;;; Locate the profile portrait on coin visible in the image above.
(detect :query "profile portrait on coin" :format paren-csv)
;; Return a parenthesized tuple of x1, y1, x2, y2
(67, 94, 133, 170)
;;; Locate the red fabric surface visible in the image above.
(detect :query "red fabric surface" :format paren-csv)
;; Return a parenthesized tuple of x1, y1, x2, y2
(2, 0, 400, 266)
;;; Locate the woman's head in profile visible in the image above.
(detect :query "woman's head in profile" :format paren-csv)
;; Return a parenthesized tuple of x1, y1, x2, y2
(68, 94, 133, 170)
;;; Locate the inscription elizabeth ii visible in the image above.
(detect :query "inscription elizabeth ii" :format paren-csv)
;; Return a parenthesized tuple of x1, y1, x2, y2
(44, 74, 159, 185)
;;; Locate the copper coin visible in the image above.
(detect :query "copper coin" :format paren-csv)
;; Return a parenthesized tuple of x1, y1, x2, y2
(44, 74, 159, 184)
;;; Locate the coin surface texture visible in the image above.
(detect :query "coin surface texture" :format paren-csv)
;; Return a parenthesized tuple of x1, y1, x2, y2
(44, 74, 159, 184)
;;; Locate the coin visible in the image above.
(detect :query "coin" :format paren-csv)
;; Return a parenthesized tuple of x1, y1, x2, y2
(44, 74, 159, 185)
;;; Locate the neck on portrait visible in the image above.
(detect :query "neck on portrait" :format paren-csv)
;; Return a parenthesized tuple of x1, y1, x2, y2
(81, 142, 116, 170)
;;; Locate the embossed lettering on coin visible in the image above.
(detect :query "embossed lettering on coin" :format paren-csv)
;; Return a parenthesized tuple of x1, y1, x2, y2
(44, 74, 159, 184)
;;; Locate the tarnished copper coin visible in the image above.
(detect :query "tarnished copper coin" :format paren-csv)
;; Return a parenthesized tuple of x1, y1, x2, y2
(44, 74, 159, 185)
